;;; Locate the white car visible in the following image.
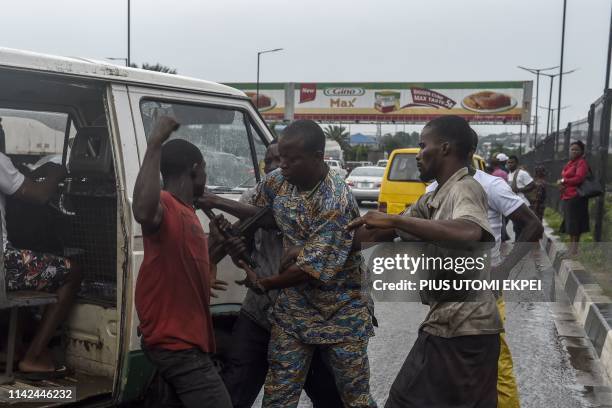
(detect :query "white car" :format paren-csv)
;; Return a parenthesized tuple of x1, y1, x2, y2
(346, 166, 385, 203)
(325, 159, 347, 178)
(376, 159, 388, 168)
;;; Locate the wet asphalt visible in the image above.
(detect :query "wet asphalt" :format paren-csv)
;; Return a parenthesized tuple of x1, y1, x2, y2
(253, 204, 612, 407)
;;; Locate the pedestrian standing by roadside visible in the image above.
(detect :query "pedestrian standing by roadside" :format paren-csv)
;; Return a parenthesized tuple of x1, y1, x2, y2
(558, 140, 590, 257)
(497, 152, 510, 173)
(350, 116, 502, 408)
(201, 140, 344, 408)
(532, 165, 547, 221)
(132, 116, 232, 408)
(494, 153, 511, 243)
(491, 156, 509, 181)
(507, 155, 536, 238)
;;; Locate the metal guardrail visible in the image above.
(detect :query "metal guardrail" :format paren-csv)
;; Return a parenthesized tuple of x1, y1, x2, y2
(522, 89, 611, 241)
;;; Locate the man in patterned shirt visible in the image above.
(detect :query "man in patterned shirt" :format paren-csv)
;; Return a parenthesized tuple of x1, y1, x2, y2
(203, 120, 376, 408)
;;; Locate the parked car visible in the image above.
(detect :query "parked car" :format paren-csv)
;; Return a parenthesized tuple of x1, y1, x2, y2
(346, 166, 385, 204)
(378, 148, 486, 214)
(376, 159, 388, 167)
(345, 161, 373, 174)
(325, 159, 347, 178)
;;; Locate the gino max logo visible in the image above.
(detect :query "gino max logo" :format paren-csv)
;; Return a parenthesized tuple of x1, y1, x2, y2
(323, 87, 366, 97)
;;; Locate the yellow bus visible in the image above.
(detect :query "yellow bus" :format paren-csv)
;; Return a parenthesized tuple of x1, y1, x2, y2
(377, 148, 486, 214)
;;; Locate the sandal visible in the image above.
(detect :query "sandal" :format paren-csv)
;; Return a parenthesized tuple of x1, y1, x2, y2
(15, 365, 69, 381)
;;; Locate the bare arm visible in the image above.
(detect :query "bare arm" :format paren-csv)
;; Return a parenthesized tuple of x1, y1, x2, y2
(132, 117, 179, 232)
(518, 181, 536, 193)
(348, 211, 484, 243)
(351, 225, 397, 251)
(259, 263, 313, 290)
(196, 192, 261, 220)
(12, 164, 67, 205)
(493, 204, 543, 280)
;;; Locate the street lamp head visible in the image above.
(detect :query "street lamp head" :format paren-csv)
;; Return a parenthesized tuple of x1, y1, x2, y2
(517, 65, 560, 74)
(258, 48, 284, 56)
(541, 68, 578, 78)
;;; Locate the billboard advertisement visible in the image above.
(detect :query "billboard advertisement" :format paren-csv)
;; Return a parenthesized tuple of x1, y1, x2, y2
(226, 82, 533, 124)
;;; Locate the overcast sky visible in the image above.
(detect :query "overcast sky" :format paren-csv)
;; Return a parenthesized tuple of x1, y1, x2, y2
(1, 0, 610, 136)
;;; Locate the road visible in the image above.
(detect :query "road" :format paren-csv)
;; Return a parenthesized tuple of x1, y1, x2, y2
(254, 202, 612, 407)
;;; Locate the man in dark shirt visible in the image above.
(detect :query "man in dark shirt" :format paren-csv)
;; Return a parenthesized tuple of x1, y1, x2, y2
(132, 116, 231, 408)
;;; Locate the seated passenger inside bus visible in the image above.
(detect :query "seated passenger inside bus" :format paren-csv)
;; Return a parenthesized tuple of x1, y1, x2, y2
(0, 151, 82, 380)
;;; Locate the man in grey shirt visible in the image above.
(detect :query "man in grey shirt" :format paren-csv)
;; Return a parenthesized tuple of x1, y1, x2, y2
(210, 141, 343, 408)
(349, 116, 502, 407)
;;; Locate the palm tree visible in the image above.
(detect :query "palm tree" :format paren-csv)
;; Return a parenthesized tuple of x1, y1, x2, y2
(323, 125, 350, 151)
(130, 62, 177, 74)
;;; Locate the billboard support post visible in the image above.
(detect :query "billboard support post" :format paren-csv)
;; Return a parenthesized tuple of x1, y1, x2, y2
(284, 83, 295, 123)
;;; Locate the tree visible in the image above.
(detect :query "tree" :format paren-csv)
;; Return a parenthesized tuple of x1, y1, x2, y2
(130, 62, 177, 74)
(354, 145, 369, 161)
(323, 125, 351, 150)
(380, 131, 419, 154)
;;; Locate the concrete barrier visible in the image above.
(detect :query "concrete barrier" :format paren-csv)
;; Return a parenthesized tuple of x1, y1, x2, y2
(542, 230, 612, 382)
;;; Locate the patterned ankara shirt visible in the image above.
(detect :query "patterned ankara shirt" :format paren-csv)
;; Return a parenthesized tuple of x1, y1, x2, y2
(250, 168, 374, 344)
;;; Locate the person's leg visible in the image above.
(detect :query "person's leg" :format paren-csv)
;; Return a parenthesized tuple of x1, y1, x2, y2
(324, 339, 377, 408)
(303, 347, 344, 408)
(144, 346, 232, 408)
(385, 331, 430, 408)
(221, 312, 271, 408)
(501, 216, 510, 242)
(568, 235, 579, 257)
(512, 218, 523, 242)
(496, 298, 520, 408)
(386, 331, 499, 408)
(263, 324, 313, 408)
(4, 247, 82, 373)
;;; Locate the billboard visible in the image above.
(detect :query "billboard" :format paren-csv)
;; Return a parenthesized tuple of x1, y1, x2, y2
(226, 82, 533, 124)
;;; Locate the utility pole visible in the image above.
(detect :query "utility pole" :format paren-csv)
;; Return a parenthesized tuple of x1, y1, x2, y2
(127, 0, 131, 67)
(556, 0, 568, 138)
(542, 68, 577, 137)
(518, 65, 559, 144)
(256, 48, 283, 110)
(606, 2, 612, 90)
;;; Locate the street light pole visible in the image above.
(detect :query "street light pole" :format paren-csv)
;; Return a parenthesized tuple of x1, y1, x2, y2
(256, 48, 283, 110)
(127, 0, 131, 67)
(556, 0, 568, 138)
(606, 2, 612, 90)
(535, 72, 540, 137)
(518, 65, 559, 145)
(542, 68, 577, 137)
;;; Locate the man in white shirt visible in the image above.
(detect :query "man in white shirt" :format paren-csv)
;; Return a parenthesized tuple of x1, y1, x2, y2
(507, 155, 535, 206)
(427, 141, 543, 408)
(507, 155, 536, 240)
(1, 152, 81, 379)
